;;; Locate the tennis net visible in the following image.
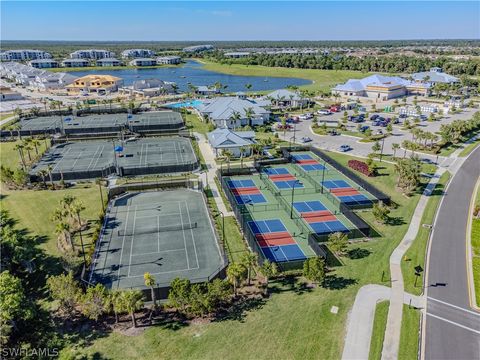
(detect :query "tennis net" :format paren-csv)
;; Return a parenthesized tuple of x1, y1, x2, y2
(118, 222, 197, 236)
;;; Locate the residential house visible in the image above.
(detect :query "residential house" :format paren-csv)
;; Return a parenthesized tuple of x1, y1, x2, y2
(207, 128, 256, 157)
(265, 89, 309, 108)
(129, 58, 157, 66)
(121, 49, 155, 58)
(29, 59, 59, 69)
(66, 75, 123, 94)
(70, 49, 115, 59)
(0, 49, 52, 61)
(224, 52, 251, 58)
(0, 62, 75, 90)
(195, 85, 220, 96)
(156, 56, 182, 65)
(199, 94, 270, 129)
(62, 59, 90, 68)
(96, 58, 122, 67)
(0, 86, 24, 101)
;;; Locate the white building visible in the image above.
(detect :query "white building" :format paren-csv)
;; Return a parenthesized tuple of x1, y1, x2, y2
(70, 49, 115, 59)
(199, 94, 270, 129)
(156, 56, 182, 65)
(207, 128, 255, 157)
(121, 49, 155, 59)
(183, 44, 214, 53)
(119, 79, 177, 97)
(0, 86, 24, 101)
(264, 89, 309, 108)
(0, 62, 75, 90)
(224, 52, 251, 58)
(62, 59, 90, 68)
(129, 58, 157, 66)
(29, 59, 59, 69)
(0, 49, 52, 61)
(411, 67, 459, 85)
(96, 58, 122, 67)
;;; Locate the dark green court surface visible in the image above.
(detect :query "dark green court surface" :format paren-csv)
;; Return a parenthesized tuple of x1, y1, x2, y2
(29, 137, 199, 181)
(89, 189, 226, 290)
(16, 111, 184, 136)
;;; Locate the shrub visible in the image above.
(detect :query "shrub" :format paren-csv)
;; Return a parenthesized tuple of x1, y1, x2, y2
(348, 159, 373, 177)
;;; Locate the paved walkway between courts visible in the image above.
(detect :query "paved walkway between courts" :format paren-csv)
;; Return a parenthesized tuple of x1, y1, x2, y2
(194, 132, 234, 217)
(342, 285, 422, 360)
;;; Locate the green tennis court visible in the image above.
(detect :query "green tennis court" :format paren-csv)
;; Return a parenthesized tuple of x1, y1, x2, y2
(89, 189, 226, 290)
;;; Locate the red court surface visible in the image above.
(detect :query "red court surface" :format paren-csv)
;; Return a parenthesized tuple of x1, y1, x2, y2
(269, 174, 296, 181)
(231, 187, 261, 195)
(255, 232, 295, 247)
(296, 159, 319, 165)
(331, 188, 360, 196)
(301, 210, 332, 218)
(304, 214, 337, 223)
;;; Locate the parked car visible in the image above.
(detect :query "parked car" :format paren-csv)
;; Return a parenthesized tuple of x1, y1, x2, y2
(420, 115, 428, 121)
(370, 114, 380, 121)
(339, 144, 352, 152)
(399, 113, 407, 118)
(317, 109, 332, 115)
(329, 105, 341, 112)
(301, 136, 312, 143)
(359, 125, 370, 133)
(374, 129, 383, 135)
(328, 129, 339, 136)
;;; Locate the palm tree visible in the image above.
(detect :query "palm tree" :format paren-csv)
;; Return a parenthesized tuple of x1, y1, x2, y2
(31, 138, 41, 155)
(13, 143, 26, 169)
(55, 221, 73, 250)
(392, 143, 400, 158)
(144, 272, 157, 309)
(121, 290, 144, 328)
(260, 260, 278, 295)
(227, 263, 245, 296)
(244, 107, 254, 127)
(222, 149, 233, 171)
(229, 111, 241, 130)
(37, 169, 48, 188)
(46, 165, 54, 188)
(104, 290, 123, 323)
(23, 140, 33, 162)
(239, 146, 248, 168)
(241, 252, 257, 286)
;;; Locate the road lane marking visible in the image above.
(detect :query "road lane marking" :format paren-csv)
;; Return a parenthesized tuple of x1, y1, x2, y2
(426, 313, 480, 335)
(428, 297, 480, 317)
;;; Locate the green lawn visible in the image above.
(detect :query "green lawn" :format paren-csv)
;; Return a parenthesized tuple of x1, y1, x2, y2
(0, 184, 105, 255)
(185, 111, 212, 135)
(1, 139, 50, 169)
(398, 305, 421, 360)
(459, 138, 480, 157)
(402, 171, 451, 295)
(1, 112, 13, 121)
(199, 59, 371, 92)
(75, 150, 429, 359)
(369, 301, 389, 360)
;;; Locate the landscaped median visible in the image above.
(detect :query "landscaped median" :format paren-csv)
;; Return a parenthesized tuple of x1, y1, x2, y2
(369, 301, 389, 360)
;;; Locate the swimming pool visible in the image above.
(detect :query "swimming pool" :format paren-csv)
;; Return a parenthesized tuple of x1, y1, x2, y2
(166, 100, 203, 108)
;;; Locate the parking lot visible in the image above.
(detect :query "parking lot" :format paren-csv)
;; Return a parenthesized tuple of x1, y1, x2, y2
(281, 106, 477, 164)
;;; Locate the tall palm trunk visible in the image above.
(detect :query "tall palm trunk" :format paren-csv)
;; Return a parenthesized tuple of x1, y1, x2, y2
(130, 312, 137, 328)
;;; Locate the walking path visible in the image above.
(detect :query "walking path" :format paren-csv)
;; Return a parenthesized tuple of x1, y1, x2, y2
(194, 132, 234, 216)
(380, 167, 445, 359)
(0, 115, 15, 127)
(342, 285, 422, 360)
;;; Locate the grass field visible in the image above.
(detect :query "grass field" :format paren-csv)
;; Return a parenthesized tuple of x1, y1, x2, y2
(369, 301, 389, 360)
(199, 59, 370, 92)
(459, 137, 480, 157)
(401, 171, 451, 295)
(471, 183, 480, 306)
(398, 305, 421, 360)
(1, 139, 49, 169)
(185, 112, 211, 135)
(73, 150, 430, 359)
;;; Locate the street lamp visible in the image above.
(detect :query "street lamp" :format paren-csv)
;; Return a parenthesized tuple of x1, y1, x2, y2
(321, 161, 327, 193)
(215, 210, 225, 242)
(290, 180, 303, 219)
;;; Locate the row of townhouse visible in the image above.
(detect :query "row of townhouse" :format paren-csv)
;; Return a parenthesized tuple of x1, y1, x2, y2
(28, 56, 182, 69)
(0, 62, 76, 90)
(0, 49, 52, 61)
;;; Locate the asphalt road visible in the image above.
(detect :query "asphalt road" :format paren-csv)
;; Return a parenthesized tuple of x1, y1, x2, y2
(424, 145, 480, 360)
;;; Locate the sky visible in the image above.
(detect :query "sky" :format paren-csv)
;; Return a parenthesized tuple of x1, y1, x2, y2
(1, 1, 479, 41)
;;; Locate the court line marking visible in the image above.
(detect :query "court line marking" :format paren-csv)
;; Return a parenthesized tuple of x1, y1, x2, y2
(131, 248, 186, 258)
(184, 200, 200, 269)
(428, 297, 480, 317)
(157, 216, 160, 253)
(178, 202, 190, 270)
(127, 206, 138, 277)
(426, 313, 480, 334)
(133, 212, 180, 220)
(51, 146, 72, 172)
(86, 145, 102, 170)
(116, 204, 130, 286)
(124, 265, 199, 279)
(91, 145, 106, 170)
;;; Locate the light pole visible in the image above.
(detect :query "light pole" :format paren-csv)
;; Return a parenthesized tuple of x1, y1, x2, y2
(290, 180, 303, 219)
(321, 162, 326, 193)
(216, 210, 225, 242)
(379, 136, 385, 162)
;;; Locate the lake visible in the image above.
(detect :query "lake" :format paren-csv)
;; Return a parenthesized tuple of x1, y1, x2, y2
(68, 60, 311, 92)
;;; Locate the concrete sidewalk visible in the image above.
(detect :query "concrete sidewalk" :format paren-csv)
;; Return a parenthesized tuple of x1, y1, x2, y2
(194, 132, 233, 217)
(342, 285, 423, 360)
(381, 168, 445, 360)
